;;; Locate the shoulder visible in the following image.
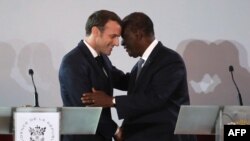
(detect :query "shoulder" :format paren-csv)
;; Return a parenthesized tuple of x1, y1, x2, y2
(62, 41, 90, 63)
(154, 42, 183, 62)
(60, 44, 90, 71)
(62, 47, 81, 64)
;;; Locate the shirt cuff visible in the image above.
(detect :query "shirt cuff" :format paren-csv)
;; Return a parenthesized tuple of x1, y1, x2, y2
(114, 127, 120, 135)
(112, 97, 116, 106)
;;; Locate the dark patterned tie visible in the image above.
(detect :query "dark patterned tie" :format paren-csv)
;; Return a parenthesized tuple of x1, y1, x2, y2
(136, 58, 145, 80)
(95, 56, 108, 76)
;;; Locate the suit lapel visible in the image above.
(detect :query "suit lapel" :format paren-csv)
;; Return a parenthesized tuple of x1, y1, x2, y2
(127, 65, 137, 95)
(100, 55, 110, 78)
(131, 58, 152, 91)
(135, 58, 151, 81)
(138, 42, 163, 79)
(78, 41, 108, 79)
(129, 42, 163, 93)
(76, 40, 112, 95)
(100, 55, 113, 94)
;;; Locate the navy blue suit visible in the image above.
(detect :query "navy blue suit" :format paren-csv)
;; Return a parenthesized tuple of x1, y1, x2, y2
(114, 42, 197, 141)
(59, 40, 119, 141)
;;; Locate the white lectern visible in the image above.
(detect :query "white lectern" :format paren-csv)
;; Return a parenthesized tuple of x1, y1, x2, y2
(174, 105, 250, 141)
(0, 107, 102, 141)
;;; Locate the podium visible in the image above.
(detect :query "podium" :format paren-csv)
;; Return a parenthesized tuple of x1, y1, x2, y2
(174, 105, 250, 141)
(0, 107, 102, 141)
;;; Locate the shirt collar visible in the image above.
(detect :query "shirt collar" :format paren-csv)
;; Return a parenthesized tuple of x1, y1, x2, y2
(84, 40, 98, 58)
(141, 39, 158, 61)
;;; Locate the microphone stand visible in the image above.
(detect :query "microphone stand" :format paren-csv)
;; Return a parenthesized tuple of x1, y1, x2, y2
(29, 69, 39, 107)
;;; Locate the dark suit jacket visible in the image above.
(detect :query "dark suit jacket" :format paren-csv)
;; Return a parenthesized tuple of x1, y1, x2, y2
(114, 42, 197, 141)
(59, 40, 119, 141)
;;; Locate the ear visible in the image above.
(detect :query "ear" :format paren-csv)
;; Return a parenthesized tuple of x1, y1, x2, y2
(91, 26, 100, 36)
(135, 30, 143, 40)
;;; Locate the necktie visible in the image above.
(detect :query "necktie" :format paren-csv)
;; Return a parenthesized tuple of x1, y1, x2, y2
(136, 58, 145, 80)
(95, 56, 108, 76)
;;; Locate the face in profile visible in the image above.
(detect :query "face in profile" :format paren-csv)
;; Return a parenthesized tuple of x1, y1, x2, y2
(95, 20, 121, 56)
(121, 28, 141, 58)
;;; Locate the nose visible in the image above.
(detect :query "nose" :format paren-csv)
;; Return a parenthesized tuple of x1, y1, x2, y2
(113, 37, 120, 46)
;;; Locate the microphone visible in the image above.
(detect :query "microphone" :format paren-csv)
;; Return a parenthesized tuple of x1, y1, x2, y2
(229, 65, 243, 106)
(28, 69, 39, 107)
